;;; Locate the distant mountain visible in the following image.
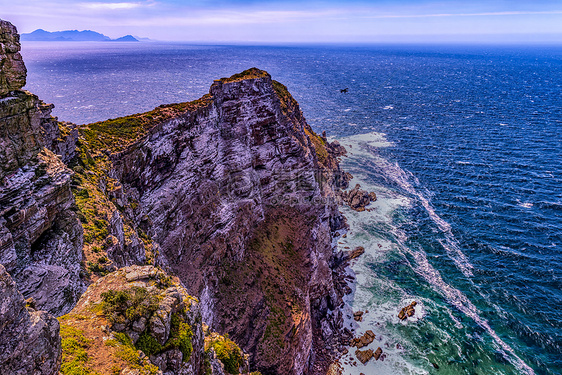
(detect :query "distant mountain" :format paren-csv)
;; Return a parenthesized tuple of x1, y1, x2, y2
(113, 35, 139, 42)
(21, 29, 139, 42)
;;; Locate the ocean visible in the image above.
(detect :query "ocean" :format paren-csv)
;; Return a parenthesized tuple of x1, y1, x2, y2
(20, 41, 562, 375)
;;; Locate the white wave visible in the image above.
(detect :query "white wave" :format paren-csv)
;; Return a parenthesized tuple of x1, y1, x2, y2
(337, 131, 535, 375)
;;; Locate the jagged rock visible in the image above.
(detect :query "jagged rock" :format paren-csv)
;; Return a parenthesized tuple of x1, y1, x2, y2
(60, 265, 211, 374)
(73, 68, 349, 374)
(338, 184, 376, 212)
(353, 311, 364, 322)
(355, 348, 373, 364)
(0, 19, 83, 316)
(326, 361, 343, 375)
(348, 246, 365, 260)
(0, 145, 84, 315)
(350, 330, 375, 349)
(399, 301, 417, 321)
(0, 264, 62, 374)
(0, 20, 26, 96)
(373, 347, 383, 361)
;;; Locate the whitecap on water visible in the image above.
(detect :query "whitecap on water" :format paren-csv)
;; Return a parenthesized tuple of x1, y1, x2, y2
(335, 131, 536, 375)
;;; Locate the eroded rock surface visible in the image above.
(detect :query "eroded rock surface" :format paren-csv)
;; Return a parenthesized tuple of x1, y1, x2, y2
(0, 264, 62, 375)
(62, 265, 250, 375)
(0, 20, 26, 96)
(338, 183, 376, 212)
(0, 19, 84, 316)
(70, 69, 350, 374)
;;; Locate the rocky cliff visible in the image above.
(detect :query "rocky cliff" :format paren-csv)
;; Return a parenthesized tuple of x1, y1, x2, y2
(0, 18, 352, 375)
(0, 264, 62, 374)
(0, 19, 84, 316)
(71, 68, 350, 374)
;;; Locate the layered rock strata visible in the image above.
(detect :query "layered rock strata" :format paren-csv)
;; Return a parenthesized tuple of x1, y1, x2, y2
(1, 17, 352, 374)
(0, 264, 62, 374)
(0, 19, 84, 316)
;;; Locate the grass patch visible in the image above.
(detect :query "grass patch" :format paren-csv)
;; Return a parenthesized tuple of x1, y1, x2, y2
(135, 313, 193, 362)
(80, 97, 211, 153)
(218, 68, 269, 83)
(106, 333, 160, 375)
(101, 287, 160, 325)
(59, 323, 98, 375)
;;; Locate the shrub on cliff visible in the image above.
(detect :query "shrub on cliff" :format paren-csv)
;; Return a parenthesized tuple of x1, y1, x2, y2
(101, 287, 160, 324)
(135, 313, 194, 361)
(209, 336, 245, 374)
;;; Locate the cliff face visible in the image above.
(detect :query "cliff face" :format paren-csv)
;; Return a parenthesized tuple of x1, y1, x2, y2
(73, 69, 349, 374)
(0, 264, 62, 374)
(0, 20, 84, 316)
(1, 18, 350, 374)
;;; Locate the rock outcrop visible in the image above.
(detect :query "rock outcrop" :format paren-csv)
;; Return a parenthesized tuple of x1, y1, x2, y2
(398, 301, 417, 320)
(59, 265, 250, 375)
(0, 19, 84, 316)
(0, 20, 26, 96)
(0, 264, 62, 374)
(71, 68, 349, 374)
(338, 184, 376, 212)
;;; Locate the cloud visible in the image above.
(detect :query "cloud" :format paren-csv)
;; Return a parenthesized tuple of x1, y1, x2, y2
(80, 2, 144, 10)
(363, 10, 562, 19)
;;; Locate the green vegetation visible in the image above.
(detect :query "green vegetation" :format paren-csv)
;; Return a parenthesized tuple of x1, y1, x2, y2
(106, 333, 159, 375)
(219, 68, 269, 83)
(304, 126, 328, 164)
(59, 323, 98, 375)
(208, 336, 245, 374)
(80, 97, 211, 153)
(136, 313, 193, 361)
(100, 287, 160, 324)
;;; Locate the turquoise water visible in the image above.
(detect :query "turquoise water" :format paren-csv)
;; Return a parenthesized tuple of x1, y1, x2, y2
(21, 42, 562, 374)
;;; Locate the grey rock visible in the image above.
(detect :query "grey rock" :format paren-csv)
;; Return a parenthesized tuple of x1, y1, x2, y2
(0, 20, 26, 96)
(0, 264, 62, 375)
(0, 19, 84, 316)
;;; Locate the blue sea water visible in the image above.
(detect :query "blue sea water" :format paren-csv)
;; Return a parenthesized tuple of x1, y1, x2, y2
(20, 42, 562, 375)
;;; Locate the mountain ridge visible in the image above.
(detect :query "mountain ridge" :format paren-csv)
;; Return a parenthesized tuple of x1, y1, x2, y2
(21, 29, 140, 42)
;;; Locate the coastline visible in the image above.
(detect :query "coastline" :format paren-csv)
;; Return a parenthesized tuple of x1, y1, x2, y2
(331, 132, 537, 375)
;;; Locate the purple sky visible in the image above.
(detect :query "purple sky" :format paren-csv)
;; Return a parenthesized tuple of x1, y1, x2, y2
(2, 0, 562, 43)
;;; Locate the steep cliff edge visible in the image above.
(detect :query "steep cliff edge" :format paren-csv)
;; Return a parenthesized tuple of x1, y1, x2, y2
(0, 19, 84, 316)
(71, 69, 349, 374)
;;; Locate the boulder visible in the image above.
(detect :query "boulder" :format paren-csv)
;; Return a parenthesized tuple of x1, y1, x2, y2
(355, 348, 373, 364)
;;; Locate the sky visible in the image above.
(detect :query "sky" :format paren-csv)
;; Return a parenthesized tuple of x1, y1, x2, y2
(2, 0, 562, 43)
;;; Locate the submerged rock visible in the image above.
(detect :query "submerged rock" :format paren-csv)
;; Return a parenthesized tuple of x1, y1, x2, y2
(355, 348, 374, 364)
